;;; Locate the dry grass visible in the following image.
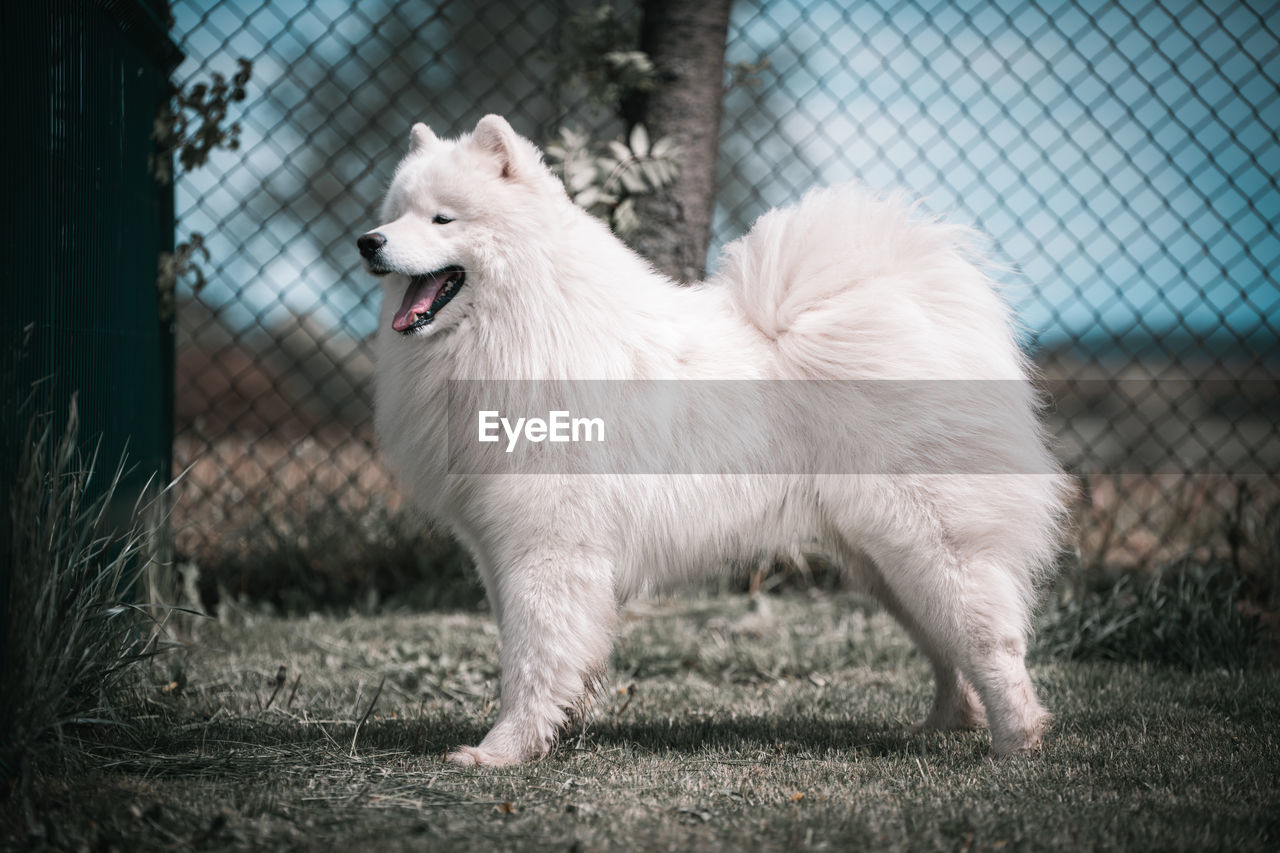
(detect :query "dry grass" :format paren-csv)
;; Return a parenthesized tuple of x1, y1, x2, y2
(1073, 473, 1280, 572)
(172, 432, 397, 558)
(1, 406, 177, 804)
(3, 593, 1277, 850)
(173, 433, 1280, 618)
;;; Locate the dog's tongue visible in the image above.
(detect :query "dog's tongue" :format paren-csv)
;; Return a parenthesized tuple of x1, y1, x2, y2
(392, 273, 447, 332)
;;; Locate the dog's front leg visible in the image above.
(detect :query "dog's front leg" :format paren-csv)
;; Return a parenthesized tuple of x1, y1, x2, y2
(446, 550, 616, 767)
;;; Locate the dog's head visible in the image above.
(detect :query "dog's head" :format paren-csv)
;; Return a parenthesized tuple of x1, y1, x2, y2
(358, 115, 561, 337)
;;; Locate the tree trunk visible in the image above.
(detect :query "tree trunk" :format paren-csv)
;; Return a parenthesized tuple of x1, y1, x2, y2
(622, 0, 733, 282)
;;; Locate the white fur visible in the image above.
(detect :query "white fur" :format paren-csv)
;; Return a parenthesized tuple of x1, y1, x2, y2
(365, 115, 1071, 766)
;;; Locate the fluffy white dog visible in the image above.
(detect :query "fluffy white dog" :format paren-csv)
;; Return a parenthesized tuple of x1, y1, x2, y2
(361, 115, 1070, 766)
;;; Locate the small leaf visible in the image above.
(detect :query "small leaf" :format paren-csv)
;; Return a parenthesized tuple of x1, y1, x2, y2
(614, 198, 637, 235)
(629, 123, 649, 158)
(619, 167, 647, 194)
(640, 160, 662, 188)
(567, 164, 595, 193)
(607, 140, 632, 163)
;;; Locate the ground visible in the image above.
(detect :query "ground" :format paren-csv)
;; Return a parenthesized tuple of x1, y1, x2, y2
(9, 593, 1279, 851)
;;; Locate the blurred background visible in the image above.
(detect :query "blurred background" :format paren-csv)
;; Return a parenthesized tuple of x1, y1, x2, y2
(12, 0, 1275, 612)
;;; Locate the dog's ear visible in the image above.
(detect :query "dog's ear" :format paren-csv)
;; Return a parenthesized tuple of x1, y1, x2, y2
(471, 114, 523, 180)
(409, 123, 439, 154)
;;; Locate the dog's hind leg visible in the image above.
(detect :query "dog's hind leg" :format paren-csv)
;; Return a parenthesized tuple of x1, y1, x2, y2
(913, 656, 986, 734)
(876, 551, 1048, 755)
(846, 549, 985, 733)
(838, 494, 1049, 756)
(885, 596, 985, 733)
(446, 547, 617, 767)
(950, 599, 1050, 756)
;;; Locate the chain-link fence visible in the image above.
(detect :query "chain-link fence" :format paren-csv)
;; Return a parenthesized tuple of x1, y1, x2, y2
(169, 0, 1279, 582)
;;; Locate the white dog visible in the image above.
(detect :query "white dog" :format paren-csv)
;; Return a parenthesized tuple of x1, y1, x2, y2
(361, 115, 1070, 766)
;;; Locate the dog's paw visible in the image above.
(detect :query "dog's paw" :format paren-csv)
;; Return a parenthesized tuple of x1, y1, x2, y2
(910, 707, 987, 734)
(445, 745, 522, 767)
(909, 714, 983, 735)
(990, 712, 1051, 757)
(910, 690, 987, 734)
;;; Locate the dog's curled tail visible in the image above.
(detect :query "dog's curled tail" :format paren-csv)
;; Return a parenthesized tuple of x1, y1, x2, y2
(711, 184, 1028, 381)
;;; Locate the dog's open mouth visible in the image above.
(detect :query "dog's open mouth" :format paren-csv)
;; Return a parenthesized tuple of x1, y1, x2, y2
(391, 266, 466, 333)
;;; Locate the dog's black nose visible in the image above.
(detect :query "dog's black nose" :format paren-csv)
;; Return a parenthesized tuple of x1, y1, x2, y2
(357, 232, 387, 258)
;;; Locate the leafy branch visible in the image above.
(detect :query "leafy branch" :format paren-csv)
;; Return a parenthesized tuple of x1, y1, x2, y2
(545, 124, 680, 237)
(153, 59, 252, 321)
(551, 5, 657, 109)
(149, 58, 252, 185)
(543, 5, 679, 236)
(155, 234, 209, 323)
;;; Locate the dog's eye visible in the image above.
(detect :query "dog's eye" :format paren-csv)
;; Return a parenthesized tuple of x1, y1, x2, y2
(432, 214, 454, 225)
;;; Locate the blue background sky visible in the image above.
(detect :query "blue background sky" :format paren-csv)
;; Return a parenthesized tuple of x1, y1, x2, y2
(172, 0, 1280, 361)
